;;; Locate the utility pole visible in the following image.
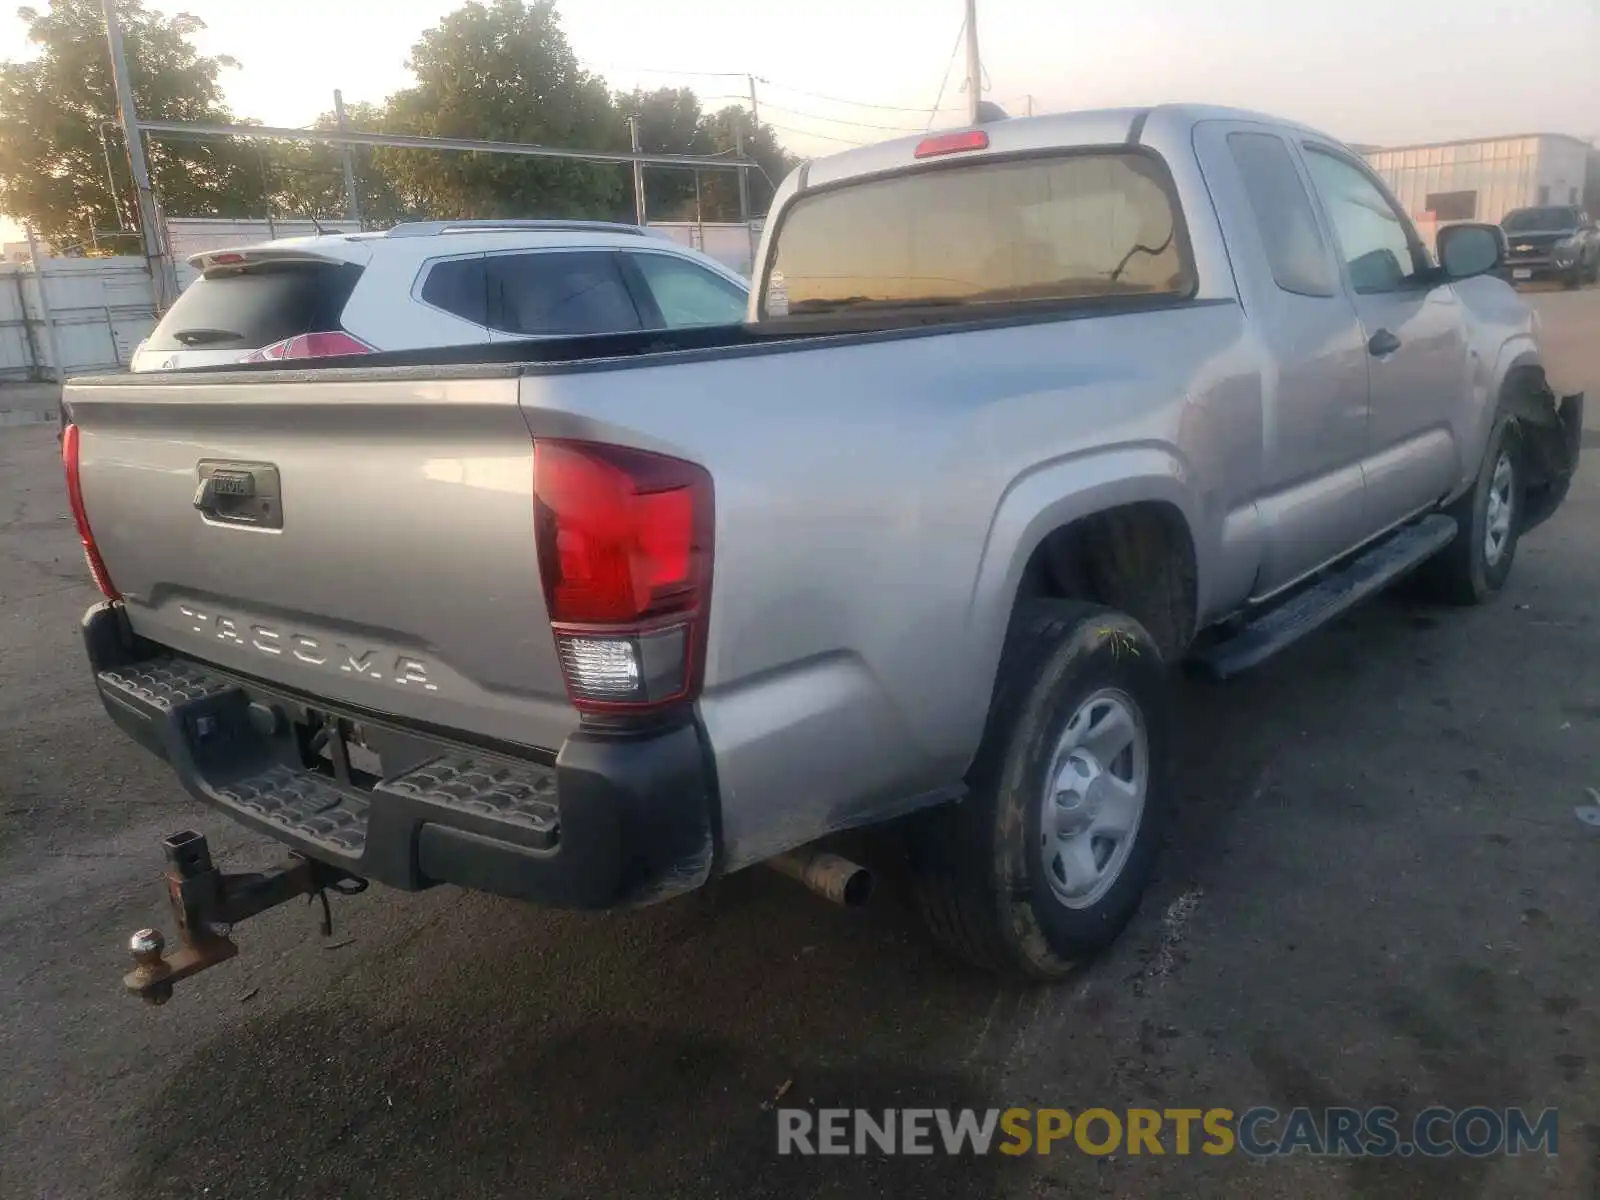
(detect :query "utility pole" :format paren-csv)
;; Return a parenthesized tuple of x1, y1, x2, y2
(963, 0, 983, 125)
(334, 89, 362, 229)
(626, 114, 646, 226)
(1025, 94, 1034, 117)
(257, 145, 276, 240)
(735, 128, 751, 225)
(102, 0, 177, 310)
(24, 223, 63, 382)
(693, 169, 704, 248)
(97, 122, 129, 231)
(743, 75, 760, 269)
(735, 127, 755, 270)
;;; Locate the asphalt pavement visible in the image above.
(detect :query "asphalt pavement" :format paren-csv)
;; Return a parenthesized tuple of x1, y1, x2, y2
(3, 290, 1599, 1199)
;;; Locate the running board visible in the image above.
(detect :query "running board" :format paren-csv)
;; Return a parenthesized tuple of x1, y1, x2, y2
(1195, 513, 1458, 680)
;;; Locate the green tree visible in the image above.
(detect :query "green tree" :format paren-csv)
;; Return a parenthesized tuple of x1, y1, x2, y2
(0, 0, 256, 250)
(262, 102, 419, 229)
(697, 105, 799, 220)
(617, 86, 713, 220)
(378, 0, 628, 220)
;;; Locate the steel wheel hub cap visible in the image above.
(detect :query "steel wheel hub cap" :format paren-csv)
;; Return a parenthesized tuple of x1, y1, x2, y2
(1484, 451, 1515, 567)
(1040, 688, 1148, 909)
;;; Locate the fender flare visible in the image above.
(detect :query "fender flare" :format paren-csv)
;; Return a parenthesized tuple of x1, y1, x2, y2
(1450, 338, 1543, 497)
(962, 444, 1202, 716)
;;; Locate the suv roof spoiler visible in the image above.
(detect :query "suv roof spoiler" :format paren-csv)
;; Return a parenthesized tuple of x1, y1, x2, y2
(383, 219, 650, 239)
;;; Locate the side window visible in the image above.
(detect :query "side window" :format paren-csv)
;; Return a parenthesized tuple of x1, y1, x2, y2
(1226, 132, 1335, 297)
(419, 256, 488, 326)
(630, 253, 747, 327)
(487, 251, 642, 336)
(1303, 148, 1423, 294)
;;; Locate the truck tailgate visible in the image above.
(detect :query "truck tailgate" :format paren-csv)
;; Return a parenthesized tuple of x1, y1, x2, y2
(66, 373, 578, 752)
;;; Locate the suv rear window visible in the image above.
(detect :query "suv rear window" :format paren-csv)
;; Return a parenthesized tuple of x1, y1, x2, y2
(762, 151, 1193, 318)
(143, 260, 364, 353)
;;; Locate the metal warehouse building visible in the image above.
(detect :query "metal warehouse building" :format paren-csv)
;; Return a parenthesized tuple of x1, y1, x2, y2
(1363, 133, 1594, 229)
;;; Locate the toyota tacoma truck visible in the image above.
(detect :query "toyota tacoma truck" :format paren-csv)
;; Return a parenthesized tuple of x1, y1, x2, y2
(62, 105, 1582, 994)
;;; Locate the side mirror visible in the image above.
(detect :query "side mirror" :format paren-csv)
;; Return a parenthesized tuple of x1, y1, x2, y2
(1436, 222, 1505, 280)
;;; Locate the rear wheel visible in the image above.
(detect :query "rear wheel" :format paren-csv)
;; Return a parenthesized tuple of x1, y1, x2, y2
(909, 600, 1172, 979)
(1415, 412, 1520, 605)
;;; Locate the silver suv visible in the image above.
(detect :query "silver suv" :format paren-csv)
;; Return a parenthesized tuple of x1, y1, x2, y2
(130, 220, 751, 371)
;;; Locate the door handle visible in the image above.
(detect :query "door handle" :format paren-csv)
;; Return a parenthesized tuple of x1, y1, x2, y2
(1367, 329, 1401, 357)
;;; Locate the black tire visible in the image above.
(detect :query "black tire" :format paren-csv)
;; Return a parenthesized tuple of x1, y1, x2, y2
(1564, 266, 1584, 290)
(909, 599, 1172, 980)
(1587, 257, 1600, 284)
(1414, 411, 1521, 605)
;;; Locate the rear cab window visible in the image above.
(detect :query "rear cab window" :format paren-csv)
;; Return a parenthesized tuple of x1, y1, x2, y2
(761, 149, 1195, 321)
(144, 259, 364, 353)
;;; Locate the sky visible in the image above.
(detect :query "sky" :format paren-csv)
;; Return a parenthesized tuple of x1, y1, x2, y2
(2, 0, 1597, 242)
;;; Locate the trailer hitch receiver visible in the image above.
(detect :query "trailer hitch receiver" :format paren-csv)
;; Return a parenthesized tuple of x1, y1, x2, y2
(122, 830, 366, 1005)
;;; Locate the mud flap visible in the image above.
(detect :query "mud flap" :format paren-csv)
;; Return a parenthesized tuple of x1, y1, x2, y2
(1508, 388, 1584, 535)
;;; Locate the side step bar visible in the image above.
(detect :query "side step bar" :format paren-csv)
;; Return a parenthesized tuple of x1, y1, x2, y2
(1195, 513, 1458, 680)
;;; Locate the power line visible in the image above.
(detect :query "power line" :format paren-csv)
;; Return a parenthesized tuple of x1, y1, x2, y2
(757, 77, 965, 115)
(595, 65, 749, 79)
(763, 122, 868, 147)
(927, 15, 968, 132)
(593, 64, 963, 117)
(755, 101, 926, 134)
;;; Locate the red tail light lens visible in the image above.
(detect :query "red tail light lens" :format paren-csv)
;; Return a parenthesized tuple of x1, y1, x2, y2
(914, 129, 990, 158)
(242, 331, 374, 363)
(533, 440, 713, 713)
(60, 423, 120, 600)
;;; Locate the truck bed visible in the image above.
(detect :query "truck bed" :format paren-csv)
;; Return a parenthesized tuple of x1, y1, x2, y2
(65, 296, 1246, 875)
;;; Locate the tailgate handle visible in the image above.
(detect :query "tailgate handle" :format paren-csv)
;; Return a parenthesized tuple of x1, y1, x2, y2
(193, 462, 282, 529)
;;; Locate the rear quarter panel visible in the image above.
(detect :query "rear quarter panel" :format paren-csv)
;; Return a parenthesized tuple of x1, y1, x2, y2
(522, 303, 1258, 869)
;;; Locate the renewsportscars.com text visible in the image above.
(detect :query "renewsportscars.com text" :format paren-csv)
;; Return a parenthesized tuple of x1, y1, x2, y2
(776, 1106, 1558, 1158)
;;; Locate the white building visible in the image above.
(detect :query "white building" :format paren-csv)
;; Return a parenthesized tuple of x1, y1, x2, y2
(1364, 134, 1594, 231)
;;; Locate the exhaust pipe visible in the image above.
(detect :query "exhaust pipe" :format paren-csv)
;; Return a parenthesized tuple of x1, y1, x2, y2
(769, 849, 873, 907)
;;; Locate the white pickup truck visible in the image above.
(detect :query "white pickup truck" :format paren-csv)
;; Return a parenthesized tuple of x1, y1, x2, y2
(62, 104, 1580, 997)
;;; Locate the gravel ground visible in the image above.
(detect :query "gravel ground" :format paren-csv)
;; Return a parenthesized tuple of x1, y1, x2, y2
(3, 291, 1599, 1199)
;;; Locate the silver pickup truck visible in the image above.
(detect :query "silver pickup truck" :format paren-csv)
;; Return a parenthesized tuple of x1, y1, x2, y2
(64, 104, 1581, 996)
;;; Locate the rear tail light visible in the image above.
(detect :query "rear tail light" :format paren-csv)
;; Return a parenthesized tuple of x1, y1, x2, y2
(60, 424, 120, 600)
(242, 331, 374, 363)
(914, 129, 990, 158)
(533, 440, 713, 715)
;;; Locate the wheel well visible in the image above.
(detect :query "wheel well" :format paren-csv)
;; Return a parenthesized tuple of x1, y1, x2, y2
(1501, 362, 1548, 408)
(1015, 502, 1197, 660)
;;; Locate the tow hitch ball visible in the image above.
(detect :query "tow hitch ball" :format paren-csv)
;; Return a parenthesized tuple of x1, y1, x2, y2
(122, 830, 367, 1006)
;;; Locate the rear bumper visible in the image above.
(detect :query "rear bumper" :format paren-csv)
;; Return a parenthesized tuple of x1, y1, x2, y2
(83, 602, 717, 909)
